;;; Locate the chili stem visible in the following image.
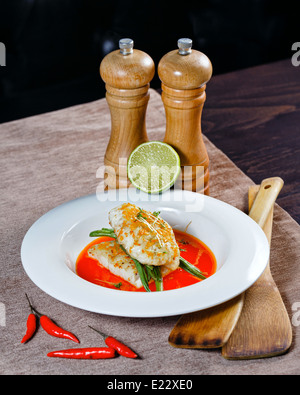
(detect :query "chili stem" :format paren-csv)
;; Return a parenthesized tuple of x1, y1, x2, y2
(25, 293, 42, 316)
(25, 293, 34, 314)
(88, 325, 107, 339)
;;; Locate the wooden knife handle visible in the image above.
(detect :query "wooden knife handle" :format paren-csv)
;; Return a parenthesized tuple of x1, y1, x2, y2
(249, 177, 284, 227)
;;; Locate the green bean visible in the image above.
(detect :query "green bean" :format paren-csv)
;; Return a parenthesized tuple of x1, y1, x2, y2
(89, 229, 116, 238)
(132, 258, 151, 292)
(179, 257, 207, 280)
(146, 266, 163, 292)
(89, 229, 205, 289)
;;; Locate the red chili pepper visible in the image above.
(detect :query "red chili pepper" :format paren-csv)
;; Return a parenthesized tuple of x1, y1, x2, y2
(89, 326, 138, 359)
(25, 294, 79, 343)
(21, 313, 37, 344)
(47, 347, 115, 359)
(21, 294, 37, 344)
(39, 315, 80, 343)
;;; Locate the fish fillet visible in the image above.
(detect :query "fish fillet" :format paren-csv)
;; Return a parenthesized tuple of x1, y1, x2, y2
(88, 241, 142, 288)
(109, 203, 180, 270)
(88, 240, 177, 289)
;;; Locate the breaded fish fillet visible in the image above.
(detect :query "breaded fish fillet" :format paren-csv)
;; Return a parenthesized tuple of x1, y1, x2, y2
(109, 203, 180, 270)
(88, 240, 178, 289)
(88, 240, 143, 288)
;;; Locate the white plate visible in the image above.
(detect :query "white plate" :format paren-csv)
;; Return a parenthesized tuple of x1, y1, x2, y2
(21, 190, 269, 318)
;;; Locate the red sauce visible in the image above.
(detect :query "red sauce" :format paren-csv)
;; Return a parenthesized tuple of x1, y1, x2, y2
(76, 230, 217, 292)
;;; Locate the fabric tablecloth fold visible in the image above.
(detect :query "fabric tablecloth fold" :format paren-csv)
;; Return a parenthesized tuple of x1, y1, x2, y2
(0, 89, 299, 375)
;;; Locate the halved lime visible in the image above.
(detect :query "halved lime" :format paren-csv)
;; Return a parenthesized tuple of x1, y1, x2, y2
(127, 141, 181, 194)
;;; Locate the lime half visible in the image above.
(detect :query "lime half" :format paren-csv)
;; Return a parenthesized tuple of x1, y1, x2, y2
(127, 141, 181, 194)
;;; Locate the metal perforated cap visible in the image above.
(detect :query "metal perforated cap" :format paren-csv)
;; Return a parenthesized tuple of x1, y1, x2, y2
(119, 38, 134, 55)
(178, 38, 193, 55)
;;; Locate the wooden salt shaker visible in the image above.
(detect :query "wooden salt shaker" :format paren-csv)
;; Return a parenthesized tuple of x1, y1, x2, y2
(158, 38, 212, 194)
(100, 39, 155, 189)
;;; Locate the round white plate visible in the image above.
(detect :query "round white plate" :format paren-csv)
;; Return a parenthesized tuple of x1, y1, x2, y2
(21, 189, 269, 317)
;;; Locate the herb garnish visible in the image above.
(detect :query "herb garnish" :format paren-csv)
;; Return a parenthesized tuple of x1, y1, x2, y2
(136, 208, 147, 220)
(97, 280, 122, 289)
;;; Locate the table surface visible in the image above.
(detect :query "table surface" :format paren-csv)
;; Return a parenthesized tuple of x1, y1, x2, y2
(0, 59, 299, 375)
(202, 59, 300, 223)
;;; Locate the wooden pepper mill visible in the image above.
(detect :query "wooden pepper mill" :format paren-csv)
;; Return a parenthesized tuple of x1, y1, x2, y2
(158, 38, 213, 194)
(100, 38, 155, 189)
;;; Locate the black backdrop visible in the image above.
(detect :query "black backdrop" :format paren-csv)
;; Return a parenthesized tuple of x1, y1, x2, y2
(0, 0, 297, 123)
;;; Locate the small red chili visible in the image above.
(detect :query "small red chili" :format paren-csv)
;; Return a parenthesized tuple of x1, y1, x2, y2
(39, 315, 80, 343)
(25, 294, 79, 343)
(21, 314, 37, 343)
(21, 294, 37, 344)
(21, 313, 37, 344)
(89, 326, 138, 359)
(47, 347, 115, 359)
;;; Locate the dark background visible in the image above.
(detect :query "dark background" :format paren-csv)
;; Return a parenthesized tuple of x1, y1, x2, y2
(0, 0, 297, 123)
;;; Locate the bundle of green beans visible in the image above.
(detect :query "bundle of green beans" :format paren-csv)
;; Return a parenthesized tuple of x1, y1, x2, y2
(89, 228, 206, 292)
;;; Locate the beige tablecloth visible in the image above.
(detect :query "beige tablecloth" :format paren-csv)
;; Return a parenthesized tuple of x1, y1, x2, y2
(0, 89, 299, 375)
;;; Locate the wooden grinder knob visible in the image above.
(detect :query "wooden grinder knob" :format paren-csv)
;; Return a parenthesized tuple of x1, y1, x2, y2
(100, 38, 155, 189)
(158, 38, 213, 194)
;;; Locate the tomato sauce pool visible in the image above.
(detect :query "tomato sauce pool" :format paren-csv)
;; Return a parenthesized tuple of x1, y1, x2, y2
(76, 230, 217, 292)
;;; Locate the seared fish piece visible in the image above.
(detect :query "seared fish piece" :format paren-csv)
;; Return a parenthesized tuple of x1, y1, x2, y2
(109, 203, 180, 269)
(88, 241, 142, 288)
